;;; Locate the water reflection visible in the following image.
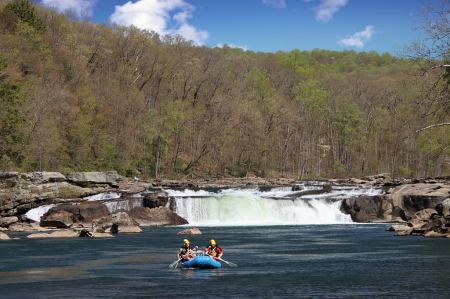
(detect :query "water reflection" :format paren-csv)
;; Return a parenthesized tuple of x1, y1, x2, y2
(177, 268, 225, 279)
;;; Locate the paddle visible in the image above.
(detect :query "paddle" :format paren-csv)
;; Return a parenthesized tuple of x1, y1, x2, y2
(217, 258, 238, 268)
(169, 257, 183, 268)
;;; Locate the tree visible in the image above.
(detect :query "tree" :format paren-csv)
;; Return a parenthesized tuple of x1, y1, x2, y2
(4, 0, 45, 33)
(398, 0, 450, 133)
(0, 53, 27, 166)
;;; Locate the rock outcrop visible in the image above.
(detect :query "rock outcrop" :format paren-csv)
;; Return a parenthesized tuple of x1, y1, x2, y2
(435, 198, 450, 216)
(0, 232, 11, 240)
(20, 172, 66, 184)
(143, 192, 170, 209)
(40, 204, 110, 228)
(386, 205, 450, 238)
(177, 227, 202, 235)
(68, 171, 122, 186)
(128, 206, 188, 227)
(0, 216, 19, 228)
(92, 211, 142, 233)
(25, 229, 114, 239)
(341, 183, 450, 223)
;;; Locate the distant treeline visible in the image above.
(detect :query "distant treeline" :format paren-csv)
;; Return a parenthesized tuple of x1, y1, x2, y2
(0, 0, 448, 179)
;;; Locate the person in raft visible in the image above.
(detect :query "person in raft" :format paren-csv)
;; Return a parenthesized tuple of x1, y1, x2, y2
(205, 239, 223, 260)
(177, 239, 198, 262)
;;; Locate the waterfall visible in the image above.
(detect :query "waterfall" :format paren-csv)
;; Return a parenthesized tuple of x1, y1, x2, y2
(24, 204, 57, 222)
(103, 197, 144, 213)
(168, 185, 383, 226)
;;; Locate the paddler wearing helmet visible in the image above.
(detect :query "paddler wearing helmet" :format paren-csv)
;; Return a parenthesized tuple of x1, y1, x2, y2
(205, 239, 223, 260)
(177, 239, 198, 262)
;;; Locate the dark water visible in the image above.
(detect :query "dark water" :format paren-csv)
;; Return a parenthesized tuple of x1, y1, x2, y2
(1, 225, 449, 298)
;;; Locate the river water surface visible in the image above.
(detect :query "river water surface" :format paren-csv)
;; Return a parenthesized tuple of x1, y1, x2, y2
(1, 225, 450, 298)
(2, 184, 450, 298)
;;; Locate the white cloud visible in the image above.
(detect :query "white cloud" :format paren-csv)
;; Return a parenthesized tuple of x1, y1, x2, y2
(41, 0, 97, 14)
(216, 43, 250, 52)
(305, 0, 348, 23)
(262, 0, 287, 9)
(337, 25, 376, 49)
(110, 0, 209, 45)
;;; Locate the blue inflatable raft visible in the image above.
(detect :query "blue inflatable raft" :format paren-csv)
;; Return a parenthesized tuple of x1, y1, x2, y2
(182, 256, 221, 269)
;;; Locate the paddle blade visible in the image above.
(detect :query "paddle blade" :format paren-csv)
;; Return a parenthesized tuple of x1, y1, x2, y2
(169, 260, 181, 268)
(227, 262, 238, 268)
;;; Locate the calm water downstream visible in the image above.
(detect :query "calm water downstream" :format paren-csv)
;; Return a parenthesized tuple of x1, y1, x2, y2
(1, 225, 450, 298)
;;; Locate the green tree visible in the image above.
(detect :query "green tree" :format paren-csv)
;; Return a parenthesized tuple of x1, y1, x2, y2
(4, 0, 44, 33)
(0, 53, 27, 166)
(334, 97, 365, 173)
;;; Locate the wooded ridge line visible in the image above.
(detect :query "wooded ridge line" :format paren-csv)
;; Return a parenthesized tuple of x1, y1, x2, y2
(1, 0, 450, 181)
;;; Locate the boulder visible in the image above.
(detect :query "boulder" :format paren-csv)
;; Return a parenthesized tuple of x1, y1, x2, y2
(90, 232, 115, 238)
(424, 231, 449, 238)
(26, 229, 80, 239)
(386, 225, 411, 232)
(25, 229, 115, 239)
(92, 211, 142, 233)
(0, 172, 19, 180)
(20, 172, 66, 184)
(68, 171, 122, 186)
(402, 195, 446, 218)
(177, 227, 202, 235)
(407, 208, 437, 228)
(129, 206, 188, 227)
(0, 216, 18, 227)
(0, 232, 11, 240)
(7, 222, 34, 231)
(40, 204, 110, 228)
(341, 189, 449, 223)
(340, 196, 386, 222)
(435, 198, 450, 216)
(40, 209, 76, 228)
(143, 193, 170, 209)
(292, 185, 304, 191)
(395, 229, 413, 236)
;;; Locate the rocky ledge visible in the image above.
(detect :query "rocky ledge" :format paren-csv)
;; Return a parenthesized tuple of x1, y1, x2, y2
(340, 183, 450, 223)
(386, 198, 450, 238)
(2, 171, 450, 240)
(0, 171, 189, 240)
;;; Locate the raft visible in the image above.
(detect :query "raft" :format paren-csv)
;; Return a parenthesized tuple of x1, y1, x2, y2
(182, 256, 222, 269)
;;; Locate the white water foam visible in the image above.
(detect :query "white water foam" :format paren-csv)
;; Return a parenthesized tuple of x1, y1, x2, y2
(84, 192, 122, 201)
(24, 204, 57, 222)
(104, 198, 143, 213)
(173, 195, 352, 226)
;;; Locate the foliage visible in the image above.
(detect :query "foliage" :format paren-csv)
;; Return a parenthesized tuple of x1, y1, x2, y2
(0, 0, 447, 179)
(4, 0, 44, 33)
(0, 53, 27, 166)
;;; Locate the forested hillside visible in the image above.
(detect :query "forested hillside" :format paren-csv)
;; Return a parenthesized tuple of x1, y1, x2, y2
(0, 0, 449, 179)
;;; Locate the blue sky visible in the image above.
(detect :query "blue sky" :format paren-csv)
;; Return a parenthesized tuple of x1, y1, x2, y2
(39, 0, 425, 55)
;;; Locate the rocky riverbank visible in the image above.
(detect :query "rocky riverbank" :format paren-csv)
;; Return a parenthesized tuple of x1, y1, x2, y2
(1, 171, 450, 240)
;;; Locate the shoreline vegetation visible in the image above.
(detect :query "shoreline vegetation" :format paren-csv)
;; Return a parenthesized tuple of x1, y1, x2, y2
(1, 1, 450, 182)
(0, 171, 449, 240)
